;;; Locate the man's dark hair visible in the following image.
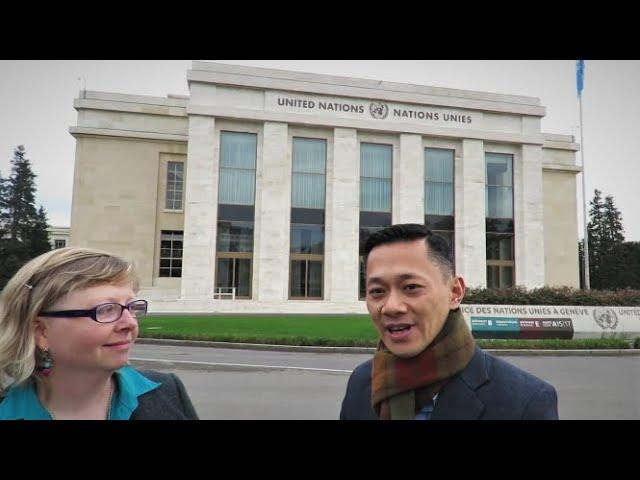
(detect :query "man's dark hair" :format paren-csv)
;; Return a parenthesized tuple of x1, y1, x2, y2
(363, 223, 454, 278)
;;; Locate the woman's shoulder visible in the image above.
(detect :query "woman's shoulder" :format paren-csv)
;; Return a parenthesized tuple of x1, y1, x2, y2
(126, 369, 198, 420)
(136, 369, 178, 385)
(124, 368, 188, 400)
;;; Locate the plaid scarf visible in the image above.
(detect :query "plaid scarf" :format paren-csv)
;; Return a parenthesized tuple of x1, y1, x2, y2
(371, 308, 475, 420)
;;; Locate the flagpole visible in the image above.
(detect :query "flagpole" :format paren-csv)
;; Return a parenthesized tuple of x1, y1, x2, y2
(578, 67, 590, 290)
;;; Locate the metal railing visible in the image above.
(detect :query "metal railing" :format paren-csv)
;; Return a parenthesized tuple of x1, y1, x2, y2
(213, 287, 236, 300)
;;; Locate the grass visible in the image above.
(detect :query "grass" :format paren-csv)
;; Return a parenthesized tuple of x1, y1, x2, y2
(139, 314, 379, 347)
(139, 314, 639, 349)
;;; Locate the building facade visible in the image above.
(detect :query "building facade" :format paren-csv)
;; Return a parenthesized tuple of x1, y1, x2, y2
(46, 226, 70, 249)
(69, 61, 581, 313)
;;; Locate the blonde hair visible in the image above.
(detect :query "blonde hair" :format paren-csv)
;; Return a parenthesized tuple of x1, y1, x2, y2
(0, 247, 139, 394)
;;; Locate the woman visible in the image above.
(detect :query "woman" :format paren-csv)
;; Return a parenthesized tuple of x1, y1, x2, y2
(0, 247, 198, 420)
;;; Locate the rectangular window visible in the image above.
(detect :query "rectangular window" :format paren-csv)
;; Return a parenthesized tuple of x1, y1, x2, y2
(292, 138, 326, 209)
(425, 148, 454, 216)
(54, 239, 66, 249)
(359, 143, 393, 299)
(485, 153, 514, 289)
(216, 220, 254, 253)
(289, 259, 323, 298)
(486, 234, 514, 288)
(486, 153, 514, 219)
(425, 148, 455, 265)
(215, 132, 257, 299)
(359, 224, 389, 299)
(159, 230, 183, 277)
(219, 131, 257, 205)
(290, 223, 324, 254)
(165, 161, 184, 210)
(360, 143, 392, 212)
(216, 256, 252, 297)
(290, 137, 326, 299)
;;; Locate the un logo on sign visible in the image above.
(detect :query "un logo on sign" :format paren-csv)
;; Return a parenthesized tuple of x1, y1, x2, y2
(593, 308, 619, 330)
(369, 102, 389, 120)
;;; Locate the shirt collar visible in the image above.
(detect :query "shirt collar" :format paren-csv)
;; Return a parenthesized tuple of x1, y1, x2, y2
(109, 366, 161, 420)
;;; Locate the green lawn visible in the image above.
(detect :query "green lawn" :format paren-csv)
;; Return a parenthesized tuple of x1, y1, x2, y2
(139, 314, 637, 349)
(139, 314, 379, 346)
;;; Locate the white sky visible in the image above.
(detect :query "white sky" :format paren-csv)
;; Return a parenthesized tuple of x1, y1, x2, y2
(0, 60, 638, 241)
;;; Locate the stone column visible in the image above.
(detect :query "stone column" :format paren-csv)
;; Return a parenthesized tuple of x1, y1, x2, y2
(514, 144, 545, 287)
(393, 134, 424, 224)
(181, 115, 217, 300)
(326, 127, 360, 302)
(456, 139, 486, 288)
(253, 122, 291, 302)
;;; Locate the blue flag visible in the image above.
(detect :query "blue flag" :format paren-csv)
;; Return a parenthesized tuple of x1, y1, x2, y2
(576, 60, 585, 97)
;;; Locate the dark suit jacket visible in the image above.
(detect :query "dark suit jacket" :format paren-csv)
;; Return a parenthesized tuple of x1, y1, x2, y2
(340, 346, 558, 420)
(130, 370, 199, 420)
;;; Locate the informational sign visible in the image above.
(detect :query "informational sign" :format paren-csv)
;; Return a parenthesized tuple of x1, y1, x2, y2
(461, 304, 640, 339)
(471, 316, 574, 339)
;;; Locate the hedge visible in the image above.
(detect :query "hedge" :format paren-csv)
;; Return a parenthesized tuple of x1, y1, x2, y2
(463, 286, 640, 306)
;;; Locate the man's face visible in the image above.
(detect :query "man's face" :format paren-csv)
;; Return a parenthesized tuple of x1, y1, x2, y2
(365, 238, 464, 358)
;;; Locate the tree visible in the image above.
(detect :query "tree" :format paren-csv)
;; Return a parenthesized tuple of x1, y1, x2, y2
(599, 242, 640, 289)
(584, 189, 627, 290)
(0, 171, 7, 238)
(26, 205, 52, 256)
(0, 145, 51, 289)
(586, 189, 605, 287)
(602, 194, 625, 245)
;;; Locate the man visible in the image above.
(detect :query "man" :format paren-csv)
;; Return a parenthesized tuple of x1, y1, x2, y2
(340, 224, 558, 420)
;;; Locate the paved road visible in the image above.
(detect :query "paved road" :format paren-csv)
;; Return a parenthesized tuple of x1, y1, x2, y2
(131, 343, 367, 371)
(131, 344, 640, 419)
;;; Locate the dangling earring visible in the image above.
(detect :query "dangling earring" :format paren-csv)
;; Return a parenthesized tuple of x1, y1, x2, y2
(36, 347, 53, 376)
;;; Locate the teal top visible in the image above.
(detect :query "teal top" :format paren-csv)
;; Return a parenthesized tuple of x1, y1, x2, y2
(0, 365, 161, 420)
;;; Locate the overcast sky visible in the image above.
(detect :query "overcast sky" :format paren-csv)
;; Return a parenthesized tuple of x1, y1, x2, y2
(1, 60, 638, 241)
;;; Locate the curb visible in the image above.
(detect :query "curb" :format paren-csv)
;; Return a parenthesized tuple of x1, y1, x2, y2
(129, 357, 353, 374)
(135, 338, 640, 357)
(136, 338, 374, 354)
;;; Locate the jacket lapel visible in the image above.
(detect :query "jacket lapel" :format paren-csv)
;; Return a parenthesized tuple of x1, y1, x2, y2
(431, 346, 489, 420)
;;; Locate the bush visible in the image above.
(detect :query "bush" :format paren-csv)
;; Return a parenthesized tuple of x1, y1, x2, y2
(463, 286, 640, 306)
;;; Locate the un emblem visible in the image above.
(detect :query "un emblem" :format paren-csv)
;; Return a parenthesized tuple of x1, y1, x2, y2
(592, 307, 619, 330)
(369, 102, 389, 120)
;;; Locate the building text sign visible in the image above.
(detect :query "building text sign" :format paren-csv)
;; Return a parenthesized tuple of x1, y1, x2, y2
(265, 91, 481, 128)
(461, 304, 640, 339)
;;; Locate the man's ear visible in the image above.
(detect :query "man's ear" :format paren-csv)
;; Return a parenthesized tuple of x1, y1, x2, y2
(33, 318, 49, 349)
(450, 275, 466, 309)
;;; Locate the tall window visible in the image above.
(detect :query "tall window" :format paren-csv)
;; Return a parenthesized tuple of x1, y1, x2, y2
(215, 132, 257, 298)
(165, 161, 184, 210)
(425, 148, 455, 261)
(485, 152, 514, 288)
(290, 138, 326, 299)
(159, 230, 183, 277)
(359, 143, 392, 299)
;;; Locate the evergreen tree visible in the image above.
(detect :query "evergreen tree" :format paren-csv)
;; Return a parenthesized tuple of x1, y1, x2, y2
(586, 189, 627, 290)
(0, 171, 7, 237)
(602, 194, 625, 246)
(0, 145, 50, 289)
(3, 145, 38, 241)
(586, 189, 605, 288)
(599, 242, 640, 289)
(26, 205, 52, 257)
(578, 239, 585, 289)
